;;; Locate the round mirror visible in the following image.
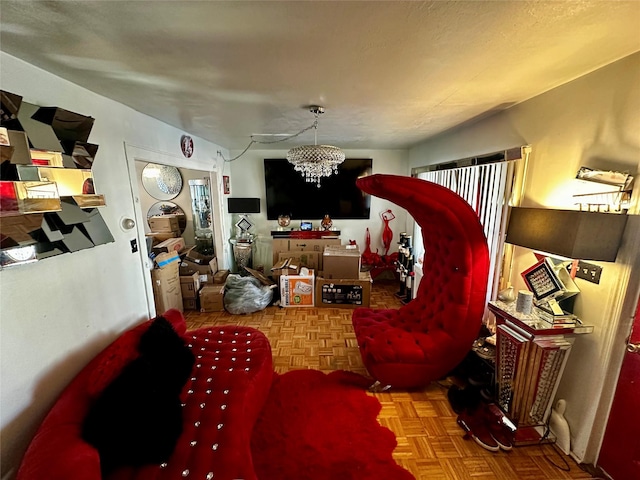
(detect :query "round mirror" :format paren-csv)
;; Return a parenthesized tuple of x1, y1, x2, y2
(141, 163, 183, 200)
(147, 201, 187, 235)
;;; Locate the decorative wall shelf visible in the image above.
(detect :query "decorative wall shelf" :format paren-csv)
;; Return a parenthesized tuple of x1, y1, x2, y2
(0, 89, 113, 268)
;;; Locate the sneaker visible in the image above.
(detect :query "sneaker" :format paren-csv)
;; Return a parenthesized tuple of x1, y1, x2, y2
(457, 409, 500, 452)
(487, 419, 513, 451)
(483, 404, 514, 451)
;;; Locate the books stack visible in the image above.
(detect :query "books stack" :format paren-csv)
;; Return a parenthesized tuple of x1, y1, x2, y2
(534, 305, 579, 329)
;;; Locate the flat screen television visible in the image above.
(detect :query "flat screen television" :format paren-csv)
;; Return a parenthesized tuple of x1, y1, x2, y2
(264, 158, 372, 220)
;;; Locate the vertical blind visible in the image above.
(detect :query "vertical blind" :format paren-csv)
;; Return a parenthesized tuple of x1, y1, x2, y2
(414, 161, 516, 306)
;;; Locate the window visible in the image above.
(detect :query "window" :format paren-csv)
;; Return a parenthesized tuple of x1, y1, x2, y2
(412, 147, 530, 309)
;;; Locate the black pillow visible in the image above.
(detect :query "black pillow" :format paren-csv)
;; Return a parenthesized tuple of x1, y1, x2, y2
(139, 316, 195, 393)
(82, 316, 195, 473)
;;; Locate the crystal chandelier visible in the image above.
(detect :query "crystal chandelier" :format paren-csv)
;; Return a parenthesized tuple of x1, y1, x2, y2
(286, 106, 345, 187)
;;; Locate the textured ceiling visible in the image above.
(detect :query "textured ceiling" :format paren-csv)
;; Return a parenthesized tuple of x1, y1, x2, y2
(1, 1, 639, 151)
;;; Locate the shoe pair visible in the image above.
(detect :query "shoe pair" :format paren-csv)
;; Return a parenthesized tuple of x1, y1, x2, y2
(456, 404, 514, 452)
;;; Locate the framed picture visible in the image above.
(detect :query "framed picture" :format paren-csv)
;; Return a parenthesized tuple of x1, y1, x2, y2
(223, 175, 230, 194)
(235, 216, 253, 233)
(521, 258, 563, 303)
(180, 135, 194, 158)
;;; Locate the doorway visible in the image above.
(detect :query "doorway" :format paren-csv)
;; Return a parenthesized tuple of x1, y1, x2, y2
(124, 143, 227, 317)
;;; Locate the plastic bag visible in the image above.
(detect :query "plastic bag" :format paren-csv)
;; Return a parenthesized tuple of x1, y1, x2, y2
(223, 274, 273, 314)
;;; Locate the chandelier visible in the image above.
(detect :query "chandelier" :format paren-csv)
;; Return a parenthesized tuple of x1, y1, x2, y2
(286, 106, 345, 187)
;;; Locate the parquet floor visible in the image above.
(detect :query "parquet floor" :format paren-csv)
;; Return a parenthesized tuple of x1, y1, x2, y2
(184, 280, 597, 480)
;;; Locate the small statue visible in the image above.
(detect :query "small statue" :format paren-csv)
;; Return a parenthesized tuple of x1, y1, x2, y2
(321, 214, 333, 231)
(498, 285, 516, 303)
(381, 209, 395, 256)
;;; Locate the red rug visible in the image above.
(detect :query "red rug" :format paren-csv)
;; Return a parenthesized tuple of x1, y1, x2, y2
(251, 369, 415, 480)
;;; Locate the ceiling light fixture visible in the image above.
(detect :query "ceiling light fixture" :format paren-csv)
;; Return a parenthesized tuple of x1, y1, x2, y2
(286, 106, 345, 187)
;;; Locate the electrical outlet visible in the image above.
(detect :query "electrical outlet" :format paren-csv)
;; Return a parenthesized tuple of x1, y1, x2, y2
(567, 260, 602, 284)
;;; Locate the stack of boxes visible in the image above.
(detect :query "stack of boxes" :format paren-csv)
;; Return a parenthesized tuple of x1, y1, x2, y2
(147, 214, 182, 243)
(316, 245, 372, 309)
(278, 244, 372, 309)
(150, 244, 230, 314)
(155, 237, 372, 313)
(151, 251, 183, 313)
(178, 247, 229, 312)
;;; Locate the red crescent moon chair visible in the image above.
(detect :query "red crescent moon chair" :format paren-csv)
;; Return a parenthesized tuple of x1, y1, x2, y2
(352, 175, 490, 390)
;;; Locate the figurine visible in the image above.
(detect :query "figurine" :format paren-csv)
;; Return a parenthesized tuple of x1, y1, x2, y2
(381, 209, 395, 256)
(321, 214, 333, 231)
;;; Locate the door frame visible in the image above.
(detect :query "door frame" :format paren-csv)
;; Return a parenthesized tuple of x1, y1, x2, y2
(596, 291, 640, 478)
(123, 142, 227, 317)
(587, 171, 640, 464)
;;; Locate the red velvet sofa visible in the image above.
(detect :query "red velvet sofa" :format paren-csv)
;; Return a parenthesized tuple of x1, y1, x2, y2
(352, 174, 490, 389)
(16, 309, 273, 480)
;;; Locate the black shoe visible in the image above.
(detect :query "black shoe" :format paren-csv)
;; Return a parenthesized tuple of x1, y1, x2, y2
(447, 385, 481, 414)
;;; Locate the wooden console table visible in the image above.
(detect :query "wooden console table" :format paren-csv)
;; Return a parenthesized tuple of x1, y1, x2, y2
(488, 300, 593, 444)
(270, 230, 340, 238)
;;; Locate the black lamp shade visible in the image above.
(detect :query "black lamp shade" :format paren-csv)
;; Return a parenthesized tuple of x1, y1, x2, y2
(505, 207, 628, 262)
(227, 197, 260, 214)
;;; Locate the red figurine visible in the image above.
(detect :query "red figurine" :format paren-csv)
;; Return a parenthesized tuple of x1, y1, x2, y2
(381, 209, 395, 256)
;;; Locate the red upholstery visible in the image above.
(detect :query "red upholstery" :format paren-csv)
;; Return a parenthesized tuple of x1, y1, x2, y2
(352, 175, 490, 389)
(17, 310, 273, 480)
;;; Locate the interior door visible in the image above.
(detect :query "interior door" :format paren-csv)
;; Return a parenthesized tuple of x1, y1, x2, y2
(597, 295, 640, 479)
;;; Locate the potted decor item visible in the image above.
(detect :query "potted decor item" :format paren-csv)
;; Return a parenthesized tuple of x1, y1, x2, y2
(277, 214, 291, 231)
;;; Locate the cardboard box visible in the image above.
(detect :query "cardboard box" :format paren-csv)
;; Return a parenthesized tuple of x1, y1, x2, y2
(179, 257, 218, 276)
(271, 257, 298, 276)
(322, 245, 361, 279)
(271, 253, 319, 278)
(180, 272, 201, 299)
(278, 251, 319, 270)
(213, 269, 230, 284)
(200, 285, 225, 312)
(146, 232, 179, 245)
(315, 271, 372, 308)
(149, 215, 181, 233)
(185, 247, 217, 267)
(244, 267, 276, 286)
(183, 296, 200, 311)
(152, 236, 186, 255)
(155, 251, 181, 269)
(280, 269, 315, 307)
(273, 238, 341, 268)
(151, 262, 183, 314)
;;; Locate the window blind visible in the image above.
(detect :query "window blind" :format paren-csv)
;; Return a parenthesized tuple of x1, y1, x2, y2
(413, 160, 516, 306)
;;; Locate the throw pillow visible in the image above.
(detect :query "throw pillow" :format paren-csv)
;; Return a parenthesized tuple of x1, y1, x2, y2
(82, 316, 195, 473)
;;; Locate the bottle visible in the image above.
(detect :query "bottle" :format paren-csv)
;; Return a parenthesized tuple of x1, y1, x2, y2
(396, 232, 407, 297)
(404, 256, 414, 303)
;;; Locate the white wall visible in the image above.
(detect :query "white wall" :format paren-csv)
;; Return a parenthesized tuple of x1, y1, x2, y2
(409, 53, 640, 463)
(226, 148, 410, 271)
(0, 53, 229, 478)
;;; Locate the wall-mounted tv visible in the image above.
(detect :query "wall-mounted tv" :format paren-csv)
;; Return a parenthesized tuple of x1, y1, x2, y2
(264, 158, 372, 220)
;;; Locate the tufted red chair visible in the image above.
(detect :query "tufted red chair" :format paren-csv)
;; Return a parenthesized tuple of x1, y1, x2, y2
(352, 174, 490, 389)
